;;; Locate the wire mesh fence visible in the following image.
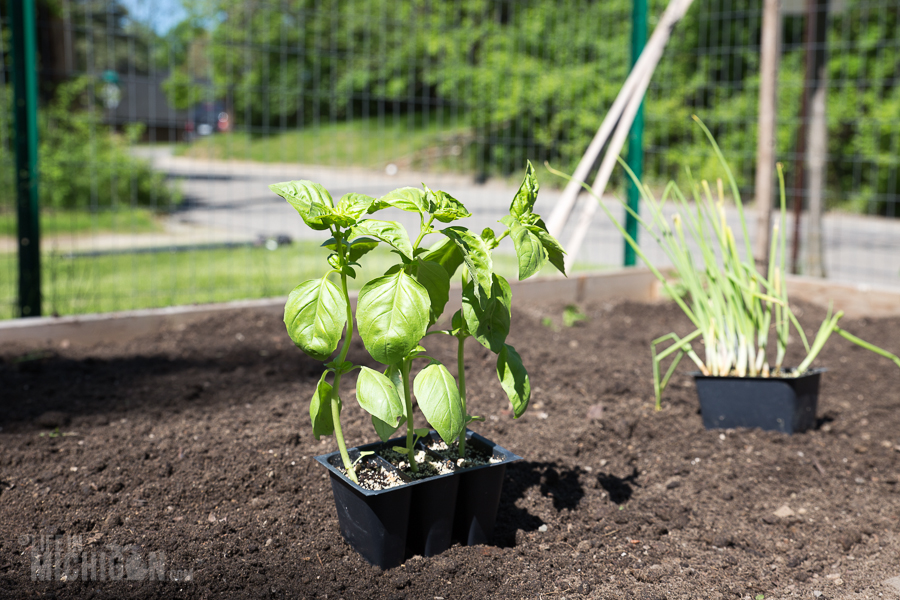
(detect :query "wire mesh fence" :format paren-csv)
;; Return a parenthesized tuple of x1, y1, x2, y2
(1, 0, 899, 320)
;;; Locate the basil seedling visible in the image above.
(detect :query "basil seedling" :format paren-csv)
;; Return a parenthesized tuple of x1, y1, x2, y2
(270, 162, 566, 481)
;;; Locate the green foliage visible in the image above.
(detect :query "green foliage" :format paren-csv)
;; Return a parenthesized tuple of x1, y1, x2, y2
(496, 344, 530, 418)
(309, 371, 337, 440)
(274, 163, 566, 477)
(462, 274, 512, 353)
(0, 78, 179, 212)
(413, 362, 465, 444)
(283, 277, 348, 361)
(357, 271, 431, 365)
(551, 120, 900, 411)
(563, 305, 587, 327)
(168, 0, 900, 211)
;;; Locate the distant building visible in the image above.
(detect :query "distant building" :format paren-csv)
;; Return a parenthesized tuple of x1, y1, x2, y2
(103, 73, 190, 143)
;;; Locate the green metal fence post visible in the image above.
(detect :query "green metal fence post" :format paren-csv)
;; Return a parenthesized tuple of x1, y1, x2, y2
(625, 0, 647, 267)
(9, 0, 41, 317)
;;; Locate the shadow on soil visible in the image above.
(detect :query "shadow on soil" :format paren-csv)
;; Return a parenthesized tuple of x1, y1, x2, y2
(597, 467, 640, 504)
(493, 461, 586, 547)
(0, 347, 323, 433)
(493, 462, 643, 547)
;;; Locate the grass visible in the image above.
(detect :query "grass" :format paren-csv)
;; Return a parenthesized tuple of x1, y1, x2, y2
(174, 112, 473, 171)
(172, 115, 612, 193)
(0, 242, 604, 320)
(0, 208, 162, 237)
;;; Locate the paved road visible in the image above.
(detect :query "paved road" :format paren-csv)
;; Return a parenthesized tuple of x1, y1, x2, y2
(138, 147, 900, 289)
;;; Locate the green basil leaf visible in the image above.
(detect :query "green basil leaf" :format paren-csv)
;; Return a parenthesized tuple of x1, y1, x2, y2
(356, 366, 405, 424)
(269, 180, 334, 231)
(421, 237, 465, 279)
(503, 215, 548, 280)
(530, 225, 567, 275)
(347, 238, 380, 263)
(451, 309, 467, 337)
(327, 253, 341, 270)
(321, 237, 380, 265)
(337, 193, 377, 222)
(352, 220, 414, 260)
(432, 190, 472, 223)
(497, 344, 531, 418)
(413, 362, 465, 444)
(510, 161, 539, 220)
(414, 259, 451, 326)
(357, 271, 431, 365)
(462, 274, 511, 353)
(384, 363, 405, 399)
(373, 187, 429, 213)
(310, 370, 338, 440)
(480, 227, 497, 248)
(284, 277, 348, 361)
(441, 226, 493, 299)
(372, 414, 406, 442)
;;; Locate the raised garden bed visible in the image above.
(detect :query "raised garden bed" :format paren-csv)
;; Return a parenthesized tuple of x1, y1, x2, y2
(1, 298, 900, 599)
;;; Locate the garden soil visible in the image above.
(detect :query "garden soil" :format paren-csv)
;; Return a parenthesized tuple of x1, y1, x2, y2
(2, 297, 900, 600)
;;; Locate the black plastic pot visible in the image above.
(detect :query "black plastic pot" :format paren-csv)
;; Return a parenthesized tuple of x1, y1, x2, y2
(693, 368, 824, 434)
(316, 431, 522, 567)
(316, 437, 462, 566)
(450, 430, 522, 546)
(404, 457, 459, 558)
(316, 442, 413, 570)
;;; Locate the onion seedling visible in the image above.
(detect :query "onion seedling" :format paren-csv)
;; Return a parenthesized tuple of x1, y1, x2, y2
(549, 117, 900, 410)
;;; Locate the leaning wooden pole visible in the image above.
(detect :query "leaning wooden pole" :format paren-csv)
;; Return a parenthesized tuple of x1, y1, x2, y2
(753, 0, 780, 265)
(559, 0, 696, 271)
(545, 0, 697, 242)
(804, 0, 829, 278)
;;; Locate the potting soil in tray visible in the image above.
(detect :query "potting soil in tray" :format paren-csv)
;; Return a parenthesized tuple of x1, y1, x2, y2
(339, 456, 406, 491)
(424, 437, 503, 469)
(377, 447, 455, 479)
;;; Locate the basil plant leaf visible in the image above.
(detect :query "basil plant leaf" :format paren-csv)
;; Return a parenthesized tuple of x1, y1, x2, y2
(510, 160, 539, 220)
(451, 309, 468, 337)
(348, 238, 380, 263)
(372, 187, 429, 213)
(383, 363, 406, 400)
(357, 271, 431, 365)
(421, 237, 465, 279)
(530, 225, 567, 275)
(413, 362, 465, 444)
(502, 215, 548, 280)
(337, 193, 376, 222)
(321, 237, 380, 264)
(496, 344, 531, 418)
(441, 226, 493, 299)
(462, 274, 511, 353)
(284, 277, 348, 361)
(352, 220, 414, 260)
(356, 366, 404, 424)
(269, 180, 335, 231)
(372, 414, 406, 442)
(310, 370, 338, 440)
(432, 190, 472, 223)
(414, 259, 451, 327)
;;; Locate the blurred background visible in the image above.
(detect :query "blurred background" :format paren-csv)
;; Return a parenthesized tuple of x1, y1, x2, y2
(2, 0, 899, 320)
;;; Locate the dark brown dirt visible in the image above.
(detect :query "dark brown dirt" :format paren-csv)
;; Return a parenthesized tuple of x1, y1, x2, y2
(2, 297, 900, 600)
